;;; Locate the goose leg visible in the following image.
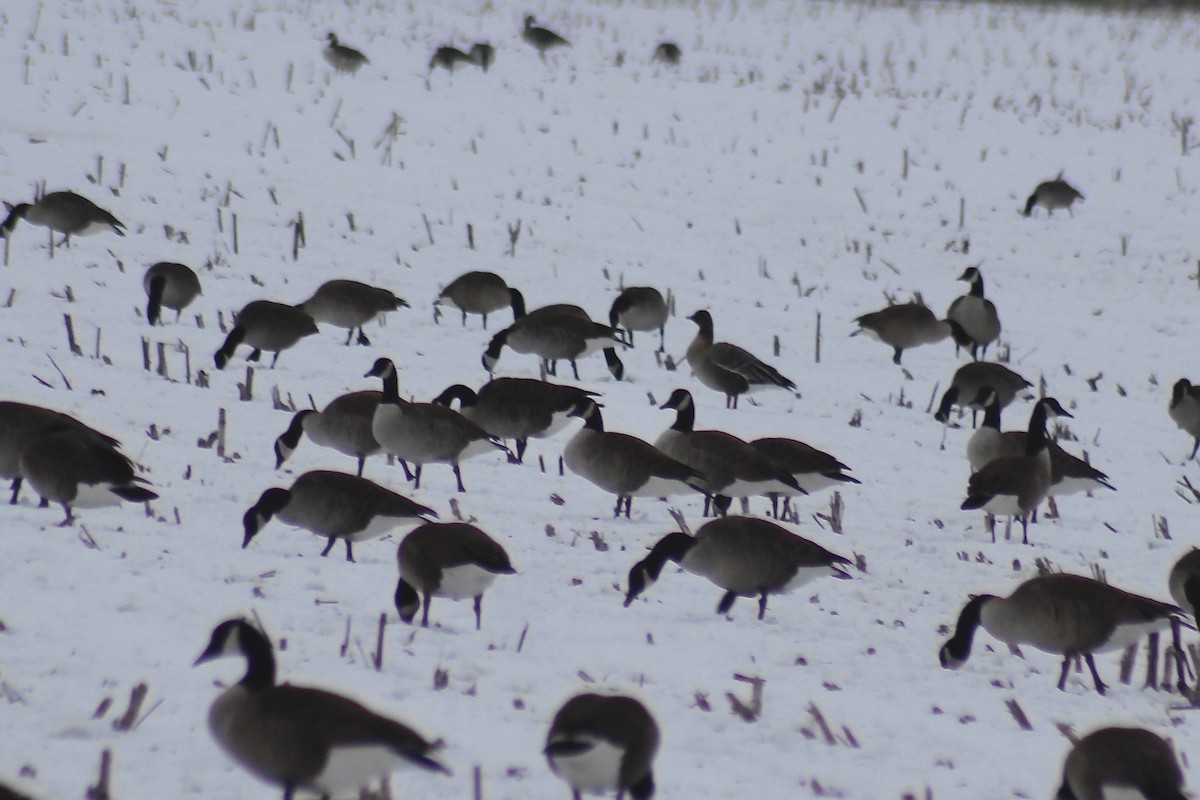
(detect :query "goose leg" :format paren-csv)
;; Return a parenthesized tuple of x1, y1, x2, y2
(344, 327, 355, 346)
(473, 595, 483, 630)
(891, 348, 902, 365)
(453, 463, 467, 492)
(47, 225, 54, 258)
(569, 359, 580, 380)
(343, 540, 355, 562)
(247, 348, 262, 362)
(356, 328, 371, 346)
(1084, 654, 1107, 695)
(270, 351, 281, 368)
(400, 460, 415, 482)
(421, 591, 432, 627)
(716, 590, 737, 615)
(757, 590, 769, 620)
(769, 494, 779, 518)
(57, 503, 75, 526)
(413, 464, 423, 489)
(320, 537, 336, 557)
(1019, 516, 1029, 545)
(515, 438, 528, 464)
(702, 495, 712, 516)
(356, 456, 365, 477)
(9, 477, 20, 504)
(1171, 617, 1190, 696)
(1190, 438, 1200, 461)
(658, 325, 665, 353)
(1056, 656, 1073, 691)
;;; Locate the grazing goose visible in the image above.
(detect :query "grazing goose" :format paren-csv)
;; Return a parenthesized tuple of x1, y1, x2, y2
(0, 401, 120, 504)
(1024, 175, 1083, 217)
(685, 310, 796, 409)
(429, 45, 473, 71)
(749, 437, 860, 518)
(1, 191, 124, 257)
(939, 573, 1183, 695)
(624, 516, 852, 620)
(946, 267, 1000, 360)
(243, 470, 434, 562)
(324, 33, 369, 74)
(960, 397, 1071, 544)
(365, 358, 509, 492)
(852, 302, 969, 365)
(274, 391, 382, 476)
(1055, 727, 1185, 800)
(523, 15, 570, 60)
(144, 262, 201, 326)
(507, 288, 627, 377)
(470, 43, 494, 72)
(436, 271, 513, 328)
(609, 287, 668, 352)
(1168, 378, 1200, 460)
(194, 619, 450, 800)
(545, 693, 659, 800)
(563, 399, 702, 518)
(19, 428, 157, 525)
(395, 522, 516, 629)
(483, 312, 625, 381)
(933, 361, 1031, 424)
(214, 301, 318, 369)
(653, 42, 682, 65)
(431, 379, 597, 463)
(653, 388, 803, 516)
(298, 279, 408, 346)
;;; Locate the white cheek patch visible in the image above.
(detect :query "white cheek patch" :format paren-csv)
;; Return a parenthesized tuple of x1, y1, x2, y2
(548, 736, 625, 794)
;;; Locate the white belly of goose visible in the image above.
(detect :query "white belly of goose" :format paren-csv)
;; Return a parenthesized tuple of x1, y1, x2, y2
(576, 334, 614, 359)
(352, 513, 424, 542)
(977, 494, 1026, 518)
(72, 481, 133, 509)
(539, 408, 575, 439)
(721, 477, 784, 498)
(435, 564, 500, 600)
(629, 474, 693, 498)
(1048, 475, 1106, 497)
(548, 736, 624, 794)
(311, 743, 426, 795)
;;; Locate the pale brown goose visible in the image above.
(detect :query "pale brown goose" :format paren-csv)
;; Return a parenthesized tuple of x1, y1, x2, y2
(214, 301, 318, 369)
(545, 693, 659, 800)
(436, 271, 513, 328)
(274, 391, 382, 476)
(298, 279, 408, 346)
(933, 361, 1031, 424)
(194, 619, 449, 800)
(685, 310, 795, 409)
(624, 516, 851, 620)
(523, 15, 570, 60)
(1168, 378, 1200, 460)
(1, 191, 124, 257)
(609, 287, 668, 352)
(324, 33, 369, 74)
(939, 573, 1183, 695)
(1055, 727, 1185, 800)
(0, 401, 120, 505)
(852, 302, 968, 365)
(395, 522, 515, 629)
(144, 262, 201, 325)
(1024, 175, 1083, 217)
(946, 267, 1000, 360)
(749, 437, 859, 518)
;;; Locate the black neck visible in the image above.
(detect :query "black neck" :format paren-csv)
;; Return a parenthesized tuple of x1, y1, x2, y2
(980, 398, 1001, 431)
(238, 623, 277, 691)
(1024, 401, 1052, 457)
(278, 411, 313, 449)
(968, 274, 984, 298)
(377, 367, 401, 405)
(433, 384, 477, 409)
(581, 404, 605, 432)
(692, 313, 714, 341)
(669, 398, 695, 432)
(943, 595, 987, 663)
(509, 289, 527, 319)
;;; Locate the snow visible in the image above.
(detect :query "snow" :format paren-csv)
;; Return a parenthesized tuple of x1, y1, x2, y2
(2, 0, 1200, 798)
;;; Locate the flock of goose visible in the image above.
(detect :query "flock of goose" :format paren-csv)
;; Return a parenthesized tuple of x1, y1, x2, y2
(1, 16, 1197, 800)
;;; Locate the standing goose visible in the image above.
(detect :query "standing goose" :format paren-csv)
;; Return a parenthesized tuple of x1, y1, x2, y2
(545, 693, 659, 800)
(19, 428, 157, 525)
(194, 619, 450, 800)
(960, 397, 1071, 544)
(653, 388, 803, 516)
(431, 379, 597, 464)
(933, 361, 1031, 424)
(852, 302, 968, 365)
(298, 279, 408, 346)
(214, 301, 318, 369)
(749, 437, 860, 518)
(563, 399, 702, 518)
(1024, 174, 1083, 217)
(1055, 727, 1186, 800)
(436, 271, 513, 329)
(1, 191, 125, 257)
(1168, 378, 1200, 460)
(0, 401, 120, 504)
(365, 358, 509, 492)
(274, 390, 382, 476)
(523, 15, 570, 60)
(143, 262, 202, 325)
(483, 312, 625, 381)
(939, 573, 1184, 695)
(428, 45, 485, 72)
(652, 42, 682, 65)
(395, 522, 516, 629)
(685, 310, 796, 409)
(243, 470, 434, 562)
(609, 287, 669, 352)
(324, 33, 369, 74)
(624, 516, 852, 620)
(946, 267, 1001, 360)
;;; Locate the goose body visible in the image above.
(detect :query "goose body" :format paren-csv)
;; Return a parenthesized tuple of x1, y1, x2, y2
(484, 312, 625, 381)
(1, 191, 124, 256)
(933, 361, 1031, 424)
(19, 428, 156, 524)
(395, 522, 515, 629)
(852, 302, 965, 365)
(523, 15, 570, 58)
(470, 43, 494, 72)
(1024, 176, 1083, 217)
(685, 310, 795, 409)
(563, 399, 702, 518)
(436, 271, 512, 328)
(298, 279, 407, 346)
(274, 390, 382, 476)
(939, 573, 1182, 694)
(1169, 378, 1200, 460)
(1056, 727, 1185, 800)
(946, 267, 1000, 359)
(624, 516, 852, 619)
(324, 33, 369, 74)
(144, 262, 201, 325)
(545, 693, 659, 800)
(243, 470, 434, 562)
(609, 287, 668, 351)
(365, 358, 508, 492)
(0, 401, 120, 505)
(194, 619, 449, 800)
(214, 301, 318, 369)
(749, 437, 859, 517)
(652, 42, 681, 65)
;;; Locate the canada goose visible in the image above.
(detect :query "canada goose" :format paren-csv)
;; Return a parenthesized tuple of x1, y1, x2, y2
(652, 42, 681, 65)
(395, 522, 515, 629)
(19, 428, 157, 525)
(1169, 378, 1200, 460)
(961, 397, 1071, 544)
(1056, 727, 1185, 800)
(749, 437, 860, 518)
(297, 279, 408, 346)
(194, 618, 450, 800)
(431, 379, 597, 463)
(143, 262, 201, 326)
(545, 693, 659, 800)
(932, 361, 1031, 424)
(523, 15, 569, 59)
(1024, 175, 1083, 217)
(506, 289, 626, 378)
(685, 310, 796, 409)
(939, 573, 1183, 694)
(0, 401, 121, 504)
(429, 45, 476, 72)
(1169, 549, 1200, 694)
(214, 300, 318, 369)
(274, 390, 382, 476)
(946, 267, 1000, 360)
(483, 313, 625, 381)
(609, 287, 668, 352)
(624, 516, 851, 619)
(563, 399, 702, 518)
(365, 358, 509, 492)
(653, 388, 803, 516)
(436, 271, 513, 328)
(470, 43, 494, 72)
(324, 33, 369, 74)
(852, 302, 969, 365)
(1, 191, 124, 257)
(243, 470, 433, 562)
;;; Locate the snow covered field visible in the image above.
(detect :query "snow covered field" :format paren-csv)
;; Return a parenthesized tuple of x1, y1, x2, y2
(3, 0, 1200, 797)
